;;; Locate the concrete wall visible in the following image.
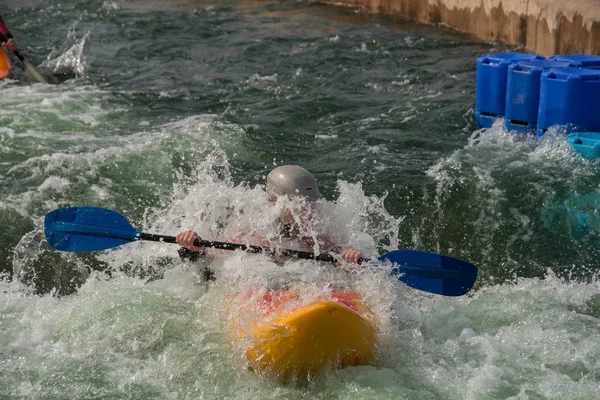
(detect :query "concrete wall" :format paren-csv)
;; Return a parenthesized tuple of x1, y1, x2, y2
(329, 0, 599, 56)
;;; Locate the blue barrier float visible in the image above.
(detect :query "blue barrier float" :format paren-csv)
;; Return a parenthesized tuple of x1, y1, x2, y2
(537, 67, 600, 137)
(475, 52, 544, 128)
(504, 60, 572, 133)
(548, 54, 600, 70)
(474, 52, 600, 158)
(567, 132, 600, 159)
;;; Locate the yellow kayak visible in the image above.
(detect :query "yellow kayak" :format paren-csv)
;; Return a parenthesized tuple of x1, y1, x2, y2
(0, 49, 11, 80)
(230, 290, 378, 380)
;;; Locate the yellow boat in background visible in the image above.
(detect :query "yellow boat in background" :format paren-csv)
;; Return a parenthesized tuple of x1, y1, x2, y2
(230, 290, 378, 380)
(0, 49, 12, 80)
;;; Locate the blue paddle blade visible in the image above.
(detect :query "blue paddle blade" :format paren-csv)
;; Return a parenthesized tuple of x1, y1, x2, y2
(44, 207, 140, 252)
(379, 250, 478, 296)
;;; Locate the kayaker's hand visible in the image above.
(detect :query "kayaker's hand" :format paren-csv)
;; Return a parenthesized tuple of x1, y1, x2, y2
(339, 249, 362, 264)
(176, 230, 205, 252)
(2, 38, 17, 52)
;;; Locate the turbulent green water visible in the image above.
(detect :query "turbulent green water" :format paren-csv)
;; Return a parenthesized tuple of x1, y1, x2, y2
(1, 1, 599, 399)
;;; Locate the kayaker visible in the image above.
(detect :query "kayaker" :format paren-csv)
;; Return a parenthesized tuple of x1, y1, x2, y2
(0, 15, 18, 52)
(176, 165, 363, 267)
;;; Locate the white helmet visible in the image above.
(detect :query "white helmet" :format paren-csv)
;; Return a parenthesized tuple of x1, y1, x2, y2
(266, 165, 321, 202)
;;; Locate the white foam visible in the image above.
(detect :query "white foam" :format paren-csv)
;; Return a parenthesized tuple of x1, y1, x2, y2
(37, 176, 71, 192)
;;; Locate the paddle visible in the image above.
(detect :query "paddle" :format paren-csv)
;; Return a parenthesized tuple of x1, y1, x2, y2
(11, 49, 48, 84)
(44, 207, 478, 296)
(0, 32, 48, 83)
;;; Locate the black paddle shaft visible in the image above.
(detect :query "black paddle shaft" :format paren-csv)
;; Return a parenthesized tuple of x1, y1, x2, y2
(11, 50, 25, 63)
(139, 232, 338, 263)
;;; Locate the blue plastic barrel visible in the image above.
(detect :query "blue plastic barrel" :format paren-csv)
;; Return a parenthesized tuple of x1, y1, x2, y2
(505, 60, 572, 133)
(548, 54, 600, 70)
(475, 52, 544, 128)
(537, 68, 600, 136)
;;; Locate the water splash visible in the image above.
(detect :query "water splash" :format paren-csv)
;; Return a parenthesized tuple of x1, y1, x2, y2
(420, 122, 600, 284)
(42, 18, 88, 78)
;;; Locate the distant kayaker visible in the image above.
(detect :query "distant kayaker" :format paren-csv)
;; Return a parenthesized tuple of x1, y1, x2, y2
(0, 15, 18, 52)
(176, 165, 363, 268)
